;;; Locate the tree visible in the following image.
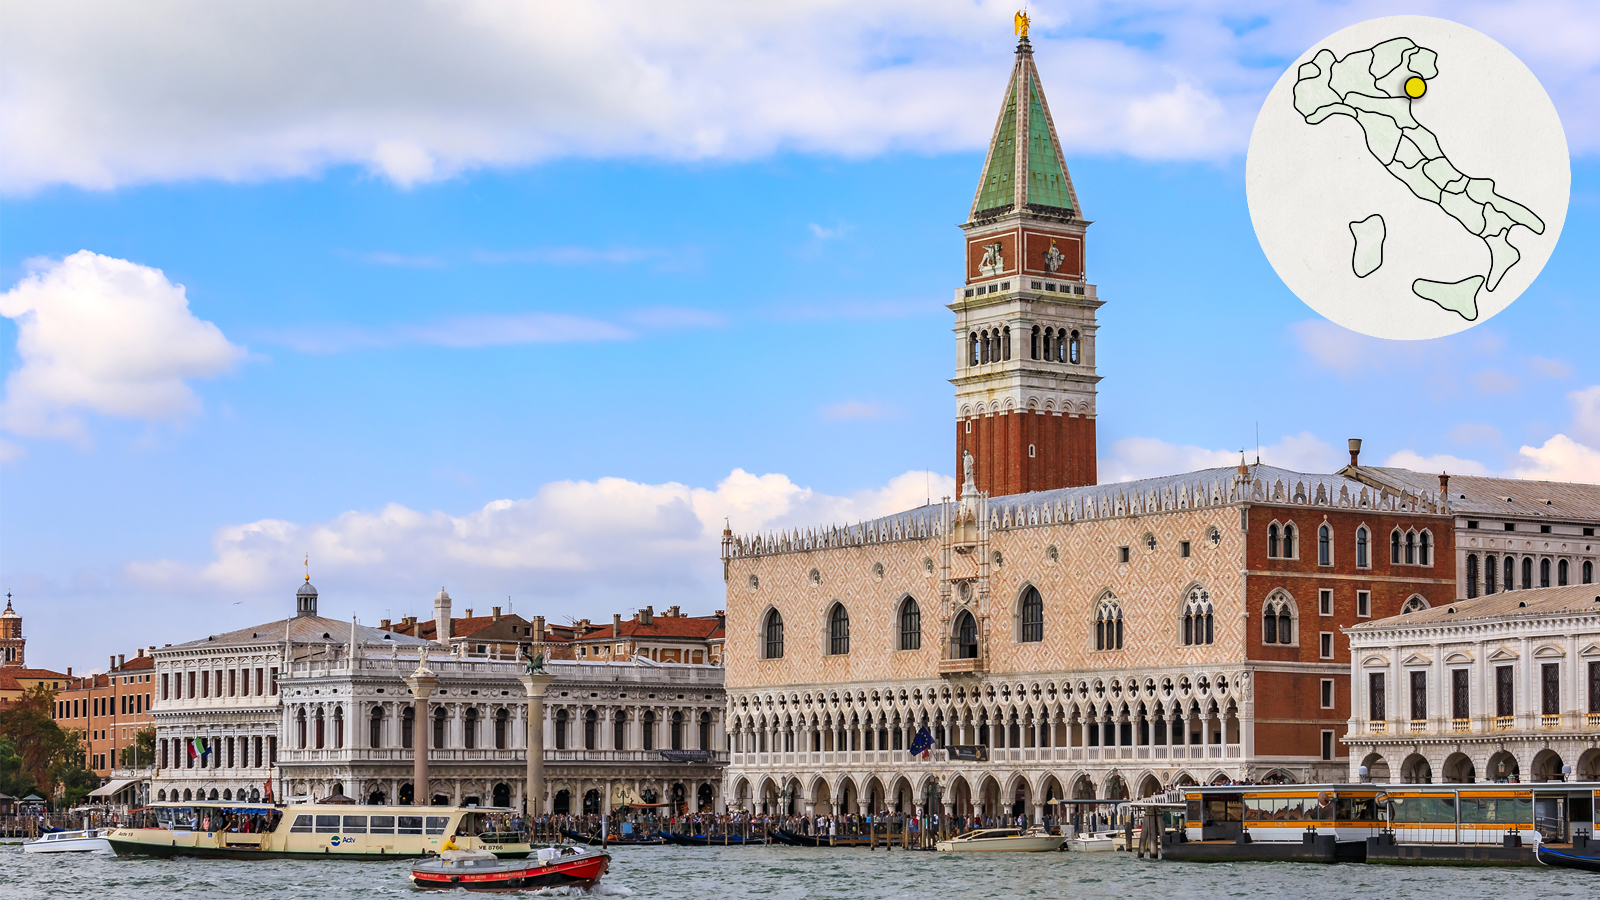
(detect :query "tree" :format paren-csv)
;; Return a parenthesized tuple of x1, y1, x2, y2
(0, 734, 36, 799)
(120, 727, 156, 769)
(0, 683, 96, 806)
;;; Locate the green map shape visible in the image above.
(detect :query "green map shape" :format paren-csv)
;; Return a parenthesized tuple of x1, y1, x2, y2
(1291, 37, 1544, 321)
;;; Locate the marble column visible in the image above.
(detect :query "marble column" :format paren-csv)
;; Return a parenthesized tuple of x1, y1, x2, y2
(520, 671, 555, 816)
(404, 652, 438, 807)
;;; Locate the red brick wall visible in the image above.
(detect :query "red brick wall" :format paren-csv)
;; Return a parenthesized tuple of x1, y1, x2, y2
(1253, 670, 1349, 758)
(956, 411, 1095, 497)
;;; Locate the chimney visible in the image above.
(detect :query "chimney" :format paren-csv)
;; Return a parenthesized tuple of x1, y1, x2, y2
(109, 655, 116, 671)
(1439, 472, 1450, 492)
(136, 648, 145, 657)
(533, 616, 546, 643)
(491, 606, 501, 621)
(1348, 438, 1362, 468)
(67, 667, 72, 677)
(380, 618, 391, 629)
(613, 614, 622, 638)
(465, 608, 473, 618)
(668, 605, 681, 618)
(641, 606, 654, 626)
(434, 588, 453, 646)
(118, 654, 125, 669)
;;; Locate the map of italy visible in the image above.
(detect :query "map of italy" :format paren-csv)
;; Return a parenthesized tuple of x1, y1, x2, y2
(1291, 37, 1545, 320)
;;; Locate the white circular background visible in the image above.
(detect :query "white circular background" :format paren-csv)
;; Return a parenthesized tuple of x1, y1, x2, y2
(1246, 16, 1569, 340)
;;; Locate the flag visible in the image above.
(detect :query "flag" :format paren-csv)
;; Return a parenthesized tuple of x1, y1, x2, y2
(198, 736, 211, 758)
(909, 725, 934, 758)
(264, 779, 274, 802)
(186, 739, 197, 759)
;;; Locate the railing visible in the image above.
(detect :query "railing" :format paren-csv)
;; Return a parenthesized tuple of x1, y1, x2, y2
(1589, 712, 1600, 727)
(1493, 716, 1514, 731)
(1369, 720, 1387, 734)
(937, 657, 985, 676)
(1541, 714, 1561, 729)
(1452, 718, 1470, 733)
(1409, 720, 1426, 733)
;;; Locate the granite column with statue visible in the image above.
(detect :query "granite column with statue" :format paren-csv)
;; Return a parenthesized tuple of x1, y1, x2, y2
(520, 645, 555, 818)
(404, 649, 438, 807)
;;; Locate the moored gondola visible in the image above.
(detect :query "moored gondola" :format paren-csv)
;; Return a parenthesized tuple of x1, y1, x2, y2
(660, 830, 769, 846)
(562, 829, 665, 847)
(1536, 840, 1600, 872)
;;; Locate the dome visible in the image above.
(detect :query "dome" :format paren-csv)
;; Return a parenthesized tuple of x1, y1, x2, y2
(298, 578, 319, 597)
(435, 587, 451, 602)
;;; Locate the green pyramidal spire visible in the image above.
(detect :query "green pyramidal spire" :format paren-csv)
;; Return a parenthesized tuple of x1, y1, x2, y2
(969, 36, 1080, 222)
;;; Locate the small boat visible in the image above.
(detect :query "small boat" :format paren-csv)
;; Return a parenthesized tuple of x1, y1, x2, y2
(935, 826, 1064, 852)
(661, 830, 769, 846)
(410, 846, 610, 890)
(1111, 827, 1142, 851)
(1069, 829, 1120, 852)
(23, 828, 112, 853)
(562, 829, 664, 847)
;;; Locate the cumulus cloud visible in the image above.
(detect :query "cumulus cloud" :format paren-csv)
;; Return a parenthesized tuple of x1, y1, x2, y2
(1100, 431, 1339, 482)
(1382, 450, 1491, 476)
(1508, 435, 1600, 484)
(124, 467, 957, 618)
(9, 1, 1591, 192)
(0, 251, 245, 440)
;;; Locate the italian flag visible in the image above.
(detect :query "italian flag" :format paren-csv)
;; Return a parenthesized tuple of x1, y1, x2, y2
(187, 738, 197, 759)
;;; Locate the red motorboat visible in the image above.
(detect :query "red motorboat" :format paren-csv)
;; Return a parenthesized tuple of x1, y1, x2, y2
(409, 846, 610, 890)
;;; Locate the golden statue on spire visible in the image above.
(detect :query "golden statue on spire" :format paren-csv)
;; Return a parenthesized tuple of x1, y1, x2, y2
(1014, 9, 1030, 38)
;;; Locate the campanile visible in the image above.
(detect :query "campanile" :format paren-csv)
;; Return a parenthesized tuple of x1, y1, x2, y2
(952, 32, 1100, 497)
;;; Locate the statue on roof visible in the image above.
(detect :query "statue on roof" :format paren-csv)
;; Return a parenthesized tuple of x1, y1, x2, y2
(1014, 10, 1029, 38)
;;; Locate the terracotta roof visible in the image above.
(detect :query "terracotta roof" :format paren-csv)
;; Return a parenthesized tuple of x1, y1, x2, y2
(165, 615, 433, 650)
(1350, 467, 1600, 518)
(5, 667, 69, 680)
(116, 656, 155, 672)
(573, 615, 723, 643)
(1351, 583, 1600, 630)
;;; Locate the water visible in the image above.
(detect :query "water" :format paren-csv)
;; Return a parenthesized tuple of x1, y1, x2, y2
(2, 844, 1593, 899)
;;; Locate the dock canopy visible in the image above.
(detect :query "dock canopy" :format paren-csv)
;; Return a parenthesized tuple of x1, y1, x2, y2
(88, 778, 140, 798)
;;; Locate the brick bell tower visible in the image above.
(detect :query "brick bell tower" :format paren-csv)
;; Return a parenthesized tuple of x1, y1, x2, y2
(952, 31, 1100, 497)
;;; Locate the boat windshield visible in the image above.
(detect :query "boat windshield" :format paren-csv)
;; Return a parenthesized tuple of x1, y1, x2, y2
(973, 830, 1021, 839)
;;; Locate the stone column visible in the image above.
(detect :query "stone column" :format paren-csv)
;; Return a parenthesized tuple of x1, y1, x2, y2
(520, 671, 556, 817)
(404, 652, 438, 807)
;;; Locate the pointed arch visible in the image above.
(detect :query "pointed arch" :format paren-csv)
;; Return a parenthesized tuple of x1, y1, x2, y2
(1262, 589, 1297, 646)
(951, 609, 978, 659)
(1093, 590, 1123, 651)
(1400, 595, 1430, 615)
(1180, 583, 1214, 646)
(826, 601, 850, 655)
(1017, 583, 1045, 643)
(760, 606, 785, 660)
(898, 595, 922, 651)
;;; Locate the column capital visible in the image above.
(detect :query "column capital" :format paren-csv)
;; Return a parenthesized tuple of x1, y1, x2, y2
(518, 672, 556, 697)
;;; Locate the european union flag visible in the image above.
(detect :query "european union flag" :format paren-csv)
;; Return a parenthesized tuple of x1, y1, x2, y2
(909, 726, 934, 757)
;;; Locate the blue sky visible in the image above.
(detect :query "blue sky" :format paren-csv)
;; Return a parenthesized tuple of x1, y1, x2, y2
(2, 1, 1597, 670)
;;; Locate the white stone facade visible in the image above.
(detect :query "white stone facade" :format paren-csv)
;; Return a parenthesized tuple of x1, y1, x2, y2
(1345, 582, 1600, 784)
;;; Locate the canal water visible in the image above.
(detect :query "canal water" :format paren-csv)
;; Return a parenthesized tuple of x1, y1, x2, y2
(3, 844, 1593, 898)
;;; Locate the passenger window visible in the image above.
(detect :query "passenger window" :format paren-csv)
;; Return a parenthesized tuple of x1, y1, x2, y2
(424, 816, 450, 836)
(369, 816, 396, 835)
(398, 816, 423, 835)
(342, 816, 367, 833)
(290, 815, 314, 834)
(314, 815, 342, 834)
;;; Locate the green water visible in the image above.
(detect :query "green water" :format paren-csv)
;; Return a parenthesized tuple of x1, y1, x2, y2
(2, 843, 1592, 898)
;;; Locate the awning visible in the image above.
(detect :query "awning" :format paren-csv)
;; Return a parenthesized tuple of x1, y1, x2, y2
(88, 778, 139, 798)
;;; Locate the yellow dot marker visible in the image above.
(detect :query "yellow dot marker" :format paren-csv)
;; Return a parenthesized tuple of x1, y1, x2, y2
(1404, 76, 1426, 99)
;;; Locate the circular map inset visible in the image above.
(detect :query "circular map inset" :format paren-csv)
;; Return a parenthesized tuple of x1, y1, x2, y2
(1247, 16, 1569, 340)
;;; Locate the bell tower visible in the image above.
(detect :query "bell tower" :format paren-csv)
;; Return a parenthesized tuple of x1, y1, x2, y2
(952, 32, 1100, 497)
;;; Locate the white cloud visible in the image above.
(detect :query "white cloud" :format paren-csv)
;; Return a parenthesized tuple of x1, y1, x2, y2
(123, 467, 958, 617)
(1508, 434, 1600, 484)
(0, 250, 246, 440)
(1569, 385, 1600, 446)
(1382, 450, 1491, 476)
(9, 2, 1592, 192)
(1100, 431, 1339, 482)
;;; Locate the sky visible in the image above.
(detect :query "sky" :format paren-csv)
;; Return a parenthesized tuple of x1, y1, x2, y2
(2, 1, 1597, 671)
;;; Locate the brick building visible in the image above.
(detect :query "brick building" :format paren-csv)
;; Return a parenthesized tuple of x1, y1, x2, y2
(568, 606, 725, 665)
(53, 651, 157, 776)
(717, 33, 1460, 821)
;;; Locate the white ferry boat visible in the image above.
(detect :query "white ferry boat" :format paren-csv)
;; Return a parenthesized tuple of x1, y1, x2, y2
(22, 828, 112, 853)
(104, 802, 531, 859)
(935, 826, 1064, 852)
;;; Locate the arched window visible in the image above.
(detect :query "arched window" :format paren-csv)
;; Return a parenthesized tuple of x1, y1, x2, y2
(1031, 325, 1040, 360)
(1263, 592, 1295, 645)
(1486, 554, 1499, 593)
(1268, 523, 1280, 558)
(899, 598, 921, 651)
(296, 710, 307, 749)
(1318, 524, 1331, 566)
(433, 707, 447, 749)
(1466, 554, 1479, 598)
(699, 711, 713, 750)
(1522, 557, 1533, 589)
(613, 710, 628, 750)
(370, 706, 384, 749)
(314, 707, 325, 749)
(828, 604, 851, 655)
(1019, 587, 1044, 643)
(1069, 330, 1080, 364)
(1540, 558, 1551, 588)
(1400, 595, 1430, 614)
(1002, 326, 1011, 361)
(1584, 561, 1594, 584)
(642, 711, 656, 751)
(1419, 531, 1431, 566)
(553, 709, 569, 750)
(1182, 587, 1214, 646)
(1392, 529, 1402, 564)
(1558, 559, 1569, 586)
(402, 707, 414, 749)
(1356, 526, 1370, 568)
(764, 609, 784, 660)
(1404, 530, 1416, 565)
(969, 333, 979, 366)
(952, 611, 978, 659)
(495, 708, 509, 750)
(1282, 523, 1296, 558)
(332, 706, 344, 749)
(671, 711, 684, 750)
(584, 710, 597, 750)
(1094, 596, 1123, 651)
(1505, 556, 1516, 591)
(1042, 328, 1053, 361)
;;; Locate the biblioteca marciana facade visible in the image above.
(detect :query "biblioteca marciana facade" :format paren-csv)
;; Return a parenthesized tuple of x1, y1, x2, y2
(717, 34, 1463, 823)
